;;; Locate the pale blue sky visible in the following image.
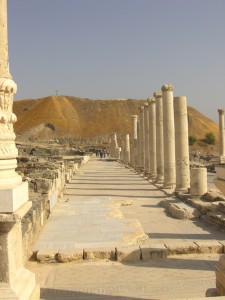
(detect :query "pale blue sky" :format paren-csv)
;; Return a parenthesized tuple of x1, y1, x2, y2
(7, 0, 225, 122)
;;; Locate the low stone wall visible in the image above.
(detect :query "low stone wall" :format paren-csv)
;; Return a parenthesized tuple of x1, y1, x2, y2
(18, 155, 90, 261)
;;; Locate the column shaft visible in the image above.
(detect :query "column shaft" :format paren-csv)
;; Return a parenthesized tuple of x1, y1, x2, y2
(154, 92, 164, 183)
(148, 99, 157, 179)
(125, 134, 130, 164)
(131, 115, 138, 166)
(174, 96, 190, 191)
(139, 106, 145, 170)
(162, 84, 176, 188)
(218, 109, 225, 159)
(144, 103, 150, 173)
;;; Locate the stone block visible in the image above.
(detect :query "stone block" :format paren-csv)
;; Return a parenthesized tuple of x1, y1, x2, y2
(57, 249, 83, 262)
(140, 245, 167, 260)
(116, 246, 141, 262)
(194, 241, 223, 254)
(0, 181, 29, 213)
(83, 248, 116, 261)
(216, 255, 225, 295)
(165, 242, 199, 255)
(37, 251, 57, 263)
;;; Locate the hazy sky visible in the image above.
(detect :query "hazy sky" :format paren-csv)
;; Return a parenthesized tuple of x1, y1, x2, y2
(7, 0, 225, 122)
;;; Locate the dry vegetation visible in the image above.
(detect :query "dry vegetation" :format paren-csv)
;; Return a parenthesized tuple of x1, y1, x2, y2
(13, 95, 219, 152)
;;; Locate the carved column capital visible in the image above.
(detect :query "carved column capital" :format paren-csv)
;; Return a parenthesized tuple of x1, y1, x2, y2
(161, 84, 174, 91)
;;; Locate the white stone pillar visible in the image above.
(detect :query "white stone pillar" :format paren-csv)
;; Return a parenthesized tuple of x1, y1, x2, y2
(148, 98, 157, 179)
(0, 1, 40, 299)
(161, 84, 176, 189)
(131, 115, 138, 166)
(218, 109, 225, 162)
(190, 167, 207, 197)
(174, 96, 190, 191)
(154, 92, 164, 183)
(139, 106, 145, 170)
(144, 103, 150, 174)
(137, 120, 142, 169)
(125, 134, 130, 164)
(120, 140, 125, 162)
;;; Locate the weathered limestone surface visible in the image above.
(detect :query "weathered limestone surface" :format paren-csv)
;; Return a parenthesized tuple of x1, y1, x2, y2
(139, 106, 145, 170)
(190, 167, 207, 197)
(148, 98, 157, 179)
(0, 1, 40, 298)
(154, 92, 164, 183)
(218, 109, 225, 162)
(216, 255, 225, 295)
(144, 103, 150, 174)
(174, 96, 190, 191)
(130, 115, 138, 166)
(161, 84, 176, 188)
(125, 134, 130, 164)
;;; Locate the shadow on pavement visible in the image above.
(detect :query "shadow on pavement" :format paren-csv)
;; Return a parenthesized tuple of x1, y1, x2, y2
(41, 288, 150, 300)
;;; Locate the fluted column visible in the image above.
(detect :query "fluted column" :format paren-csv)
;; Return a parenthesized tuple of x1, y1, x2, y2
(148, 98, 157, 179)
(139, 106, 145, 170)
(144, 103, 150, 174)
(161, 84, 176, 188)
(218, 109, 225, 162)
(125, 134, 130, 164)
(0, 1, 40, 299)
(174, 96, 190, 191)
(154, 92, 164, 183)
(131, 115, 138, 166)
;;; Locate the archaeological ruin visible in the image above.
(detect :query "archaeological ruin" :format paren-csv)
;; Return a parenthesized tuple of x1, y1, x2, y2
(1, 1, 225, 299)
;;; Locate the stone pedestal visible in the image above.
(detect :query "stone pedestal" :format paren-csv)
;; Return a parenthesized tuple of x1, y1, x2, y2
(218, 109, 225, 163)
(139, 106, 145, 170)
(144, 103, 150, 174)
(148, 98, 157, 180)
(174, 96, 190, 192)
(162, 84, 176, 188)
(0, 202, 40, 300)
(190, 167, 207, 197)
(216, 255, 225, 296)
(0, 1, 40, 298)
(125, 134, 130, 164)
(131, 115, 138, 167)
(154, 92, 164, 183)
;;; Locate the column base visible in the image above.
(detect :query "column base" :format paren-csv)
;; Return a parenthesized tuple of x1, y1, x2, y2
(0, 268, 40, 300)
(0, 181, 29, 213)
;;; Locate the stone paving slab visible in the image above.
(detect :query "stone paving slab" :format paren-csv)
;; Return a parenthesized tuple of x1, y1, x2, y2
(27, 254, 220, 300)
(33, 159, 225, 263)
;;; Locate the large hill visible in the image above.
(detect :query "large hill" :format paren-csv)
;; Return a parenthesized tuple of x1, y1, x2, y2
(13, 95, 219, 144)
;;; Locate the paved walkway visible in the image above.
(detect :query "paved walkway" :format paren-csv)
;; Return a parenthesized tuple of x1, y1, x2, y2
(30, 158, 225, 299)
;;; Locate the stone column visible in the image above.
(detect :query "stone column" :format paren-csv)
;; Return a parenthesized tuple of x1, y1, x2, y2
(148, 98, 157, 179)
(120, 140, 125, 162)
(0, 0, 40, 299)
(131, 115, 138, 167)
(125, 134, 130, 164)
(190, 167, 207, 197)
(218, 109, 225, 163)
(137, 120, 141, 169)
(139, 106, 145, 171)
(161, 84, 176, 189)
(174, 96, 190, 191)
(110, 132, 119, 158)
(144, 103, 150, 174)
(154, 92, 164, 183)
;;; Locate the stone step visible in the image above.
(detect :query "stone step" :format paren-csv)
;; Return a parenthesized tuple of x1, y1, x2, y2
(35, 240, 225, 263)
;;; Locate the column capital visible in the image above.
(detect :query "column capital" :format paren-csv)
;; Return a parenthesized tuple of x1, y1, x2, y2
(218, 109, 225, 115)
(161, 84, 174, 91)
(148, 98, 155, 105)
(153, 92, 162, 98)
(131, 114, 138, 119)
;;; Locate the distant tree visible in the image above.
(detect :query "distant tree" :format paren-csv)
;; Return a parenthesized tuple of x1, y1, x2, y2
(204, 132, 215, 145)
(189, 135, 197, 146)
